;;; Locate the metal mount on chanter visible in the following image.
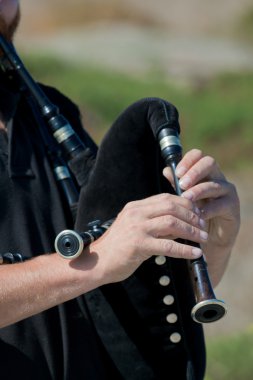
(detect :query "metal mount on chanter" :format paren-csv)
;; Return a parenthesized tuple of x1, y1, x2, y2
(55, 219, 114, 259)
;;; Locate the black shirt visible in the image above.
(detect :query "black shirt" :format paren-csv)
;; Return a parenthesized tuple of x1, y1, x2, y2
(0, 82, 206, 379)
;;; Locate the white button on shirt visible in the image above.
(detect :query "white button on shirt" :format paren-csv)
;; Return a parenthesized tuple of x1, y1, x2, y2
(155, 256, 167, 265)
(170, 332, 181, 343)
(166, 313, 178, 324)
(159, 275, 170, 286)
(163, 295, 174, 305)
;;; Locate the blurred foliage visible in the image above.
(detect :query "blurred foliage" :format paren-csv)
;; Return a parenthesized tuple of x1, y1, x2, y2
(205, 326, 253, 380)
(22, 52, 253, 170)
(236, 7, 253, 42)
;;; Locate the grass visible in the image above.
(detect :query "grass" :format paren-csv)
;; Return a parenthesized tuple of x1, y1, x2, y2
(20, 52, 253, 170)
(205, 326, 253, 380)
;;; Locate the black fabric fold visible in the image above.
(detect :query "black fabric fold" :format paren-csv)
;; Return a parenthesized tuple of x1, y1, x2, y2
(68, 147, 96, 187)
(8, 118, 35, 178)
(0, 69, 20, 123)
(76, 98, 206, 379)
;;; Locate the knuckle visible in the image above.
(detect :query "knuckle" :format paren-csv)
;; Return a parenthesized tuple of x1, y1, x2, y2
(177, 247, 187, 259)
(182, 197, 194, 210)
(160, 240, 197, 259)
(173, 242, 186, 259)
(166, 201, 177, 214)
(187, 224, 197, 237)
(188, 166, 201, 181)
(159, 193, 172, 202)
(159, 194, 180, 214)
(124, 200, 138, 210)
(165, 215, 177, 229)
(187, 210, 198, 225)
(161, 239, 174, 254)
(205, 155, 216, 168)
(182, 245, 195, 259)
(209, 180, 222, 194)
(122, 205, 139, 220)
(214, 181, 222, 192)
(192, 148, 204, 159)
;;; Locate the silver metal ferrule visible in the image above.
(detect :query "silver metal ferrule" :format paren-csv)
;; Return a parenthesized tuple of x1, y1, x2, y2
(54, 166, 71, 180)
(191, 299, 227, 324)
(159, 135, 181, 151)
(84, 231, 95, 243)
(55, 229, 84, 260)
(53, 124, 75, 144)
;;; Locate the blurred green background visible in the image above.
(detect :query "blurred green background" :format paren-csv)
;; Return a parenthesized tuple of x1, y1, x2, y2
(15, 1, 253, 379)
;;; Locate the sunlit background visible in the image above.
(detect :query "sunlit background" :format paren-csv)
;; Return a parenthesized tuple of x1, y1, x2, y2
(14, 1, 253, 378)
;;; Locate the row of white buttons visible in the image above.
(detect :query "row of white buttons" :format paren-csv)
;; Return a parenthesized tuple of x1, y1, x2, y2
(155, 256, 182, 344)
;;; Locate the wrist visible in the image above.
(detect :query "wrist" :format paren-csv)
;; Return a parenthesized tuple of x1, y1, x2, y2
(65, 243, 106, 293)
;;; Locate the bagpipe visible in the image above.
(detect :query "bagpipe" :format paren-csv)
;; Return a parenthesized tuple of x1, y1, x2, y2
(0, 34, 226, 324)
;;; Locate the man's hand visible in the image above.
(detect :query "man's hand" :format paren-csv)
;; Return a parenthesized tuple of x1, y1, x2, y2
(88, 191, 209, 284)
(163, 149, 240, 285)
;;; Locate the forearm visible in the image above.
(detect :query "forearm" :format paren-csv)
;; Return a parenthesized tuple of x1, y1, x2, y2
(0, 192, 222, 328)
(0, 250, 102, 328)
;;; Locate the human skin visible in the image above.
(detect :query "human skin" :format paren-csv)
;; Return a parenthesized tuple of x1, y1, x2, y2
(0, 0, 20, 40)
(0, 0, 240, 328)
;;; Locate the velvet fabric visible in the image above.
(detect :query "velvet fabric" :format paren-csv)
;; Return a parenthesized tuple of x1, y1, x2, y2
(76, 98, 206, 380)
(0, 71, 206, 378)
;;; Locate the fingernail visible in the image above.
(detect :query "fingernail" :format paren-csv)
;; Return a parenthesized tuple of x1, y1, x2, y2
(199, 218, 206, 229)
(192, 247, 203, 257)
(179, 176, 191, 189)
(195, 207, 201, 215)
(200, 231, 208, 240)
(182, 190, 194, 200)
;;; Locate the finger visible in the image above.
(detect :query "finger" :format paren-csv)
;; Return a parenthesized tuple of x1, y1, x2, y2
(147, 237, 203, 260)
(123, 193, 198, 219)
(178, 155, 225, 191)
(124, 193, 187, 208)
(163, 166, 175, 187)
(175, 149, 204, 178)
(146, 214, 208, 243)
(163, 150, 206, 188)
(163, 150, 225, 191)
(182, 180, 229, 202)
